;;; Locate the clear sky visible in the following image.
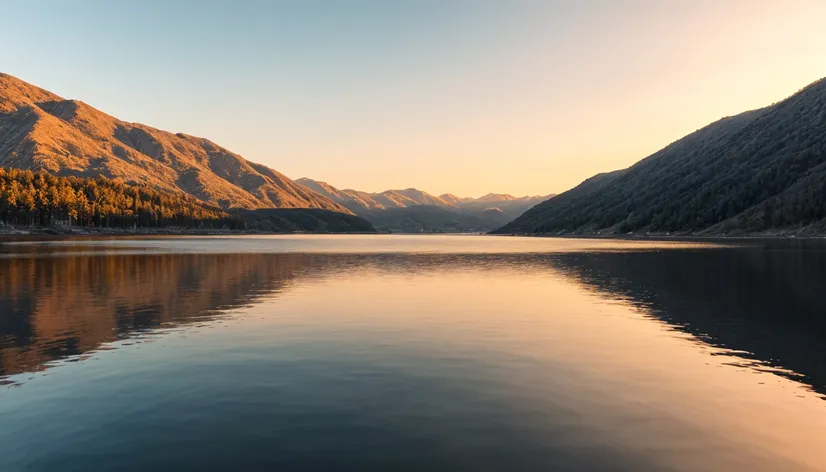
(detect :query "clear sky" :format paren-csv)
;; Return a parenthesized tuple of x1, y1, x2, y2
(3, 1, 825, 197)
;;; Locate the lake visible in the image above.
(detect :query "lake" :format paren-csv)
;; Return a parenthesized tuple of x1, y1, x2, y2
(0, 235, 824, 471)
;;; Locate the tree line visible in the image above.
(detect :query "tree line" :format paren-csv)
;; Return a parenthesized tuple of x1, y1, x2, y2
(0, 168, 241, 229)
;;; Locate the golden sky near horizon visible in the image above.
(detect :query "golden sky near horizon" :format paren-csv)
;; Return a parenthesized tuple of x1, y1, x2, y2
(2, 1, 825, 197)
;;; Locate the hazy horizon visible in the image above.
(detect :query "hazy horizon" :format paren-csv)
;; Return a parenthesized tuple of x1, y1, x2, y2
(3, 0, 825, 197)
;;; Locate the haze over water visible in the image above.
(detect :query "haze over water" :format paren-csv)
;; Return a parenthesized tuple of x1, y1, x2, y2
(1, 235, 825, 471)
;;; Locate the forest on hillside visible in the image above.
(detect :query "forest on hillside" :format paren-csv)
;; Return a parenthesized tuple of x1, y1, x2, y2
(0, 168, 376, 233)
(0, 168, 238, 229)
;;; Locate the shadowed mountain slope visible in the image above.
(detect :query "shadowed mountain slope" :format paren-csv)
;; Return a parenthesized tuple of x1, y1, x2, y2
(495, 78, 826, 235)
(236, 208, 376, 233)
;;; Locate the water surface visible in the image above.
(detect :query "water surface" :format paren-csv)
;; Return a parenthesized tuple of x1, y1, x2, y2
(1, 235, 824, 471)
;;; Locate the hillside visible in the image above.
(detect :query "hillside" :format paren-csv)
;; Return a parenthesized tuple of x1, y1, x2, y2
(360, 205, 508, 233)
(296, 177, 552, 232)
(439, 193, 473, 205)
(495, 77, 826, 236)
(0, 167, 236, 229)
(0, 73, 349, 213)
(0, 168, 375, 234)
(236, 208, 376, 233)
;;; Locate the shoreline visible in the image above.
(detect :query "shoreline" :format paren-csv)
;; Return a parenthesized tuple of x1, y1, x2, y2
(0, 226, 378, 241)
(488, 231, 826, 242)
(2, 226, 825, 243)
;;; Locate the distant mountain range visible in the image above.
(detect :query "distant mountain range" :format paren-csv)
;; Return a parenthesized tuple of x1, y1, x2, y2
(496, 77, 826, 236)
(297, 177, 553, 232)
(0, 73, 349, 214)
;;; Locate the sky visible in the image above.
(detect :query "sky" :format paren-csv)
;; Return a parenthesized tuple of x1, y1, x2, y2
(2, 0, 825, 197)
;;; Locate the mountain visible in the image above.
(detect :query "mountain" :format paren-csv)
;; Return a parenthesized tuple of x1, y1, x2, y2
(439, 193, 472, 205)
(372, 188, 453, 208)
(456, 193, 555, 217)
(495, 77, 826, 236)
(0, 73, 349, 214)
(298, 178, 463, 212)
(296, 177, 553, 232)
(475, 193, 517, 203)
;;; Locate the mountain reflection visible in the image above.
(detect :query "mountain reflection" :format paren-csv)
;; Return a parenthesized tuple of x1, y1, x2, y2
(0, 253, 329, 380)
(547, 246, 826, 398)
(2, 245, 825, 401)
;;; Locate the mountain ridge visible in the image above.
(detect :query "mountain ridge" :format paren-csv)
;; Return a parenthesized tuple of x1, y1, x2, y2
(0, 73, 350, 214)
(296, 177, 549, 212)
(297, 177, 553, 232)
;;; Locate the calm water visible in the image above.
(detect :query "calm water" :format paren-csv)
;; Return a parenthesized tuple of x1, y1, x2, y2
(1, 235, 825, 471)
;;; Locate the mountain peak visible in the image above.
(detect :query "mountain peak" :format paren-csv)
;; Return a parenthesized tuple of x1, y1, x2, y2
(439, 193, 472, 205)
(476, 193, 517, 202)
